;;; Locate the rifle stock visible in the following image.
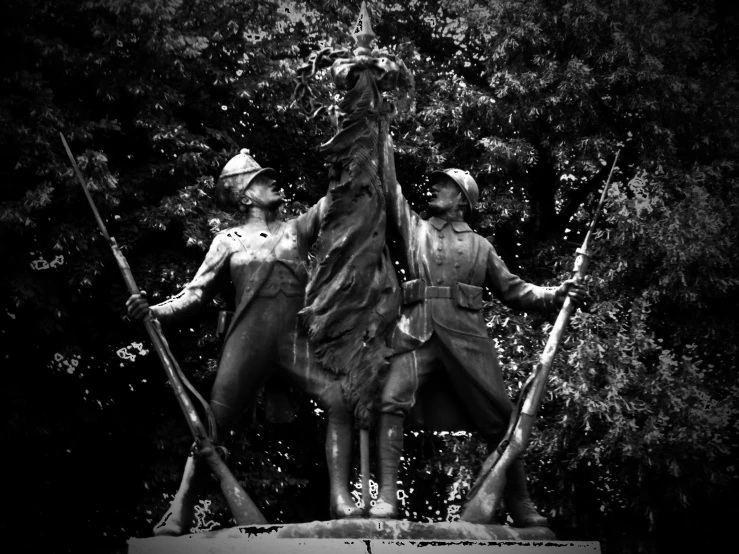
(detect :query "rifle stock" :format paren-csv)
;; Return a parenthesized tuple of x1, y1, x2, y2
(59, 133, 266, 525)
(461, 150, 620, 524)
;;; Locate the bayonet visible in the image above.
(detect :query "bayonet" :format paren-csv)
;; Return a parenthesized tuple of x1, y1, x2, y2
(60, 133, 266, 525)
(462, 150, 621, 524)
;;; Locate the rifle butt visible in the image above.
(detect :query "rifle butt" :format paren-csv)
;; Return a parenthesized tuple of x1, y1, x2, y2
(461, 414, 533, 524)
(202, 446, 268, 525)
(460, 452, 509, 524)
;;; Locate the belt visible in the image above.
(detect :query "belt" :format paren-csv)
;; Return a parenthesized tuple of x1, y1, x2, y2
(424, 286, 452, 299)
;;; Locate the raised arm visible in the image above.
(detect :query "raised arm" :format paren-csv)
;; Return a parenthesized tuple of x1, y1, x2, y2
(381, 131, 421, 259)
(484, 242, 557, 313)
(151, 233, 231, 324)
(295, 196, 329, 246)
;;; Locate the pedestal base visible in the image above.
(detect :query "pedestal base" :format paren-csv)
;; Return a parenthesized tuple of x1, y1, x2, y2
(128, 519, 600, 554)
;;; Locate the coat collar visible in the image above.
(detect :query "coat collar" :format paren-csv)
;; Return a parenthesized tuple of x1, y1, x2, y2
(429, 216, 472, 233)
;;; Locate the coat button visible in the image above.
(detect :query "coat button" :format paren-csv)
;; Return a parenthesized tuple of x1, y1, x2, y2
(454, 262, 460, 268)
(436, 278, 443, 284)
(437, 246, 442, 251)
(436, 259, 442, 264)
(439, 233, 444, 238)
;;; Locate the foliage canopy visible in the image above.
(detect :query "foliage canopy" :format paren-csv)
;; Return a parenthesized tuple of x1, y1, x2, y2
(1, 1, 737, 552)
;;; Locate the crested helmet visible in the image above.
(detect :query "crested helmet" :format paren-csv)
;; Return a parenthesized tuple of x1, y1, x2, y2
(430, 168, 479, 210)
(219, 148, 276, 187)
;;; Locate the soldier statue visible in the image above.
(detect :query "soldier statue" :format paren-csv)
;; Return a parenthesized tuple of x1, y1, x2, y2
(126, 150, 363, 536)
(369, 142, 588, 526)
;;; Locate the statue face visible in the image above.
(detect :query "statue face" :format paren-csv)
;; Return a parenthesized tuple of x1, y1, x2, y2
(427, 176, 465, 217)
(240, 174, 284, 210)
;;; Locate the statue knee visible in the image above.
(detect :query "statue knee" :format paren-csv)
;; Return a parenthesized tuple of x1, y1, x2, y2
(319, 381, 352, 424)
(378, 391, 412, 418)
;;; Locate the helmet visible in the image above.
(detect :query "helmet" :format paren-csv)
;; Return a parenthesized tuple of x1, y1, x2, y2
(430, 168, 479, 209)
(219, 148, 276, 187)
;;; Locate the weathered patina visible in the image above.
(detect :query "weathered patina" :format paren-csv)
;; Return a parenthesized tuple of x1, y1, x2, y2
(296, 2, 412, 429)
(369, 131, 587, 525)
(126, 149, 364, 535)
(61, 134, 265, 529)
(462, 153, 617, 524)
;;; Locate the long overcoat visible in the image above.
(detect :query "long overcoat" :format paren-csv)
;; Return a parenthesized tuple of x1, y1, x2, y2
(382, 138, 557, 433)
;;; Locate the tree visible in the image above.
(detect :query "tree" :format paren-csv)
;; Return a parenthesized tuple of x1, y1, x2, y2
(1, 1, 737, 553)
(375, 1, 739, 551)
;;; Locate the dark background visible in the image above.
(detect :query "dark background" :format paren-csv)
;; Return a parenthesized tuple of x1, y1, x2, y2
(1, 1, 737, 552)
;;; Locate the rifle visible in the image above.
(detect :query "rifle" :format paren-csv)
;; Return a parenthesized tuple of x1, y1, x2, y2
(59, 133, 266, 525)
(461, 150, 621, 524)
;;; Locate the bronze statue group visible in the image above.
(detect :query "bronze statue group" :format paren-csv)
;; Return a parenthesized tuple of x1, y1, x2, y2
(126, 141, 587, 536)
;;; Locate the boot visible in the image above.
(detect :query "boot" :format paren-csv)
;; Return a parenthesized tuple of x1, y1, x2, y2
(504, 459, 549, 528)
(368, 413, 404, 519)
(326, 420, 364, 519)
(153, 449, 207, 536)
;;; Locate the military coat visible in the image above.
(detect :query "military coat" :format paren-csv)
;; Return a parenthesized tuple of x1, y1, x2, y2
(386, 177, 558, 433)
(151, 201, 328, 423)
(153, 200, 326, 332)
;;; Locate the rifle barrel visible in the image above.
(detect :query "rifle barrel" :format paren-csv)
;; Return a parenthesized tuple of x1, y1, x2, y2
(59, 133, 204, 437)
(59, 133, 266, 523)
(462, 148, 622, 524)
(60, 133, 113, 243)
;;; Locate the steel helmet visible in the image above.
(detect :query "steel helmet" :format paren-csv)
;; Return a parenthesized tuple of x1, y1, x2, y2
(219, 148, 276, 186)
(430, 168, 479, 210)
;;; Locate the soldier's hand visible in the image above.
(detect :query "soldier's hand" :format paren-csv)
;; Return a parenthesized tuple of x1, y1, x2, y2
(126, 291, 151, 321)
(554, 276, 590, 309)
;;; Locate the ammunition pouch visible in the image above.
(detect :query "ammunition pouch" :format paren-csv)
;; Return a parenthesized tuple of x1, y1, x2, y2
(401, 279, 427, 305)
(454, 282, 483, 311)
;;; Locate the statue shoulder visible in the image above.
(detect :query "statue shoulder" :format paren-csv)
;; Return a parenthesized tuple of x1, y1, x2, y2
(214, 225, 249, 246)
(477, 233, 496, 253)
(474, 231, 492, 246)
(468, 231, 497, 262)
(215, 226, 239, 239)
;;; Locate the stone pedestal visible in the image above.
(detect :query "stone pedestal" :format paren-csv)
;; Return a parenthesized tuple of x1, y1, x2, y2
(128, 519, 600, 553)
